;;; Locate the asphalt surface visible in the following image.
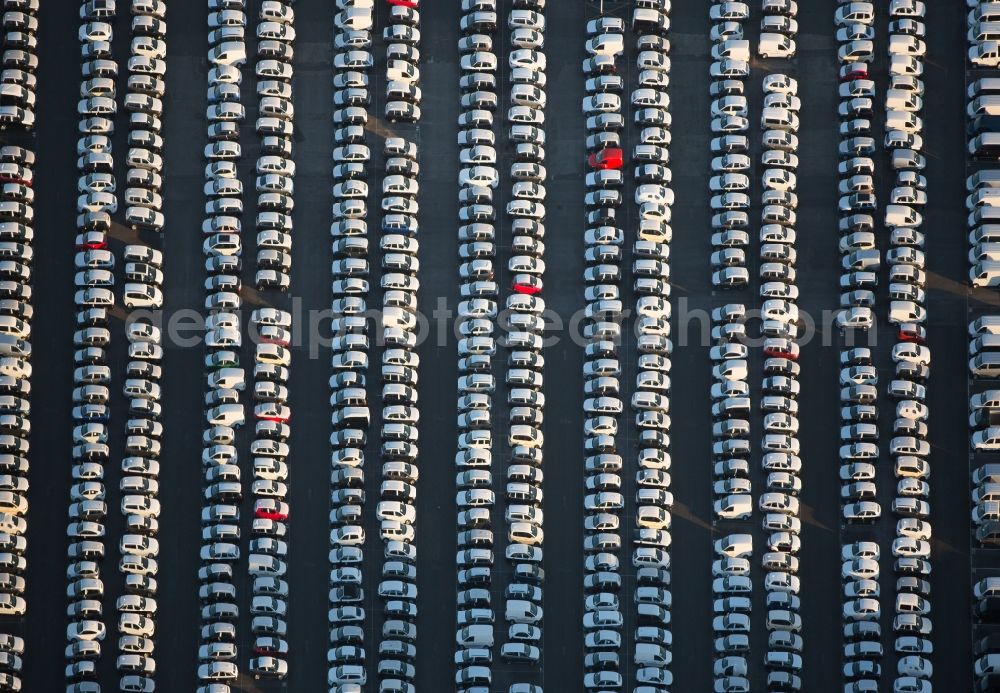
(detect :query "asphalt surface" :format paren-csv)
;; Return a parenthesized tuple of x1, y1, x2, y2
(8, 1, 977, 692)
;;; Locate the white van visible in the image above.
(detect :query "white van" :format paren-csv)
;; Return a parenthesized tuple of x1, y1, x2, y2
(970, 95, 1000, 118)
(334, 8, 373, 31)
(969, 169, 1000, 190)
(0, 335, 28, 360)
(509, 522, 543, 545)
(885, 204, 922, 227)
(714, 39, 750, 62)
(972, 207, 1000, 227)
(971, 225, 1000, 244)
(971, 352, 1000, 377)
(123, 283, 162, 309)
(207, 403, 245, 428)
(971, 22, 1000, 44)
(714, 533, 753, 558)
(386, 60, 418, 84)
(971, 260, 1000, 287)
(758, 33, 795, 59)
(506, 504, 542, 524)
(975, 464, 1000, 486)
(506, 599, 542, 623)
(208, 367, 245, 391)
(888, 301, 925, 325)
(0, 358, 29, 379)
(249, 554, 286, 576)
(0, 491, 25, 516)
(971, 78, 1000, 99)
(255, 343, 290, 366)
(208, 41, 247, 66)
(971, 40, 1000, 67)
(973, 390, 1000, 410)
(509, 424, 542, 448)
(885, 109, 922, 133)
(971, 316, 1000, 336)
(761, 107, 799, 132)
(967, 188, 1000, 208)
(972, 242, 1000, 264)
(973, 3, 1000, 24)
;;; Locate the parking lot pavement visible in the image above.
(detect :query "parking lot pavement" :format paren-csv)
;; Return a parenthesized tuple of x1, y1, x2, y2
(926, 2, 976, 690)
(535, 4, 588, 684)
(782, 2, 845, 691)
(126, 6, 206, 692)
(407, 2, 464, 690)
(660, 5, 716, 693)
(282, 0, 333, 689)
(9, 1, 986, 691)
(19, 4, 78, 692)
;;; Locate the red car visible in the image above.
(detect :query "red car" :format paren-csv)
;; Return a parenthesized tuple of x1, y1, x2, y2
(254, 403, 290, 423)
(259, 326, 290, 347)
(764, 338, 799, 360)
(75, 231, 107, 250)
(255, 500, 289, 521)
(0, 177, 30, 188)
(588, 147, 623, 170)
(512, 275, 542, 295)
(387, 0, 418, 6)
(839, 62, 868, 82)
(898, 322, 926, 344)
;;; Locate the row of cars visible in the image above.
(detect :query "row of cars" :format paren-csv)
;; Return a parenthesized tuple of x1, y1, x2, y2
(831, 30, 884, 687)
(66, 3, 156, 690)
(580, 13, 631, 688)
(198, 1, 268, 687)
(452, 0, 501, 686)
(579, 4, 675, 690)
(756, 0, 797, 59)
(250, 0, 295, 291)
(706, 5, 798, 292)
(79, 0, 168, 237)
(110, 3, 170, 689)
(969, 317, 1000, 549)
(202, 0, 296, 291)
(0, 127, 31, 691)
(973, 577, 1000, 688)
(326, 1, 375, 688)
(370, 134, 422, 691)
(119, 0, 167, 234)
(623, 5, 675, 692)
(0, 0, 37, 130)
(0, 2, 36, 689)
(452, 0, 548, 689)
(238, 1, 298, 683)
(754, 68, 805, 693)
(834, 2, 935, 691)
(382, 0, 421, 123)
(326, 1, 424, 689)
(969, 6, 1000, 685)
(707, 0, 753, 525)
(969, 6, 1000, 291)
(374, 5, 423, 681)
(968, 1, 1000, 70)
(496, 0, 547, 688)
(878, 4, 935, 692)
(111, 244, 165, 693)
